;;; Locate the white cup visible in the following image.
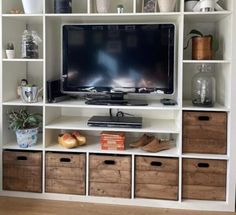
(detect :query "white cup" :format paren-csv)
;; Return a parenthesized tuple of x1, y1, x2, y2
(157, 0, 177, 12)
(200, 0, 215, 12)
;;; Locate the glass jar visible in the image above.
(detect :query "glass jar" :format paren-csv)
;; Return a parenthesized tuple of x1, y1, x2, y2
(192, 64, 216, 107)
(21, 30, 40, 59)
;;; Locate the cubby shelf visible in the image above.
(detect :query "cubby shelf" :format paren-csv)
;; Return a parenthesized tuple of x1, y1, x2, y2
(45, 116, 180, 134)
(1, 0, 235, 212)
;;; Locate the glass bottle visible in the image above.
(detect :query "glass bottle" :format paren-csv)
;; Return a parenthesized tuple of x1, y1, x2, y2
(192, 64, 216, 107)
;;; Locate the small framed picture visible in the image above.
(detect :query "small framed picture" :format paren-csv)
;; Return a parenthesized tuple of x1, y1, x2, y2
(142, 0, 157, 13)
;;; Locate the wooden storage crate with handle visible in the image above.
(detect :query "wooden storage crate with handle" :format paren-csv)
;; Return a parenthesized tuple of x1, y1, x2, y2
(3, 150, 42, 193)
(135, 156, 179, 200)
(183, 158, 227, 201)
(183, 111, 227, 154)
(46, 152, 86, 195)
(89, 154, 131, 198)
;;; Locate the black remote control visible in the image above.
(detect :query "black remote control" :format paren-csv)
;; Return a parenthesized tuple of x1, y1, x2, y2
(160, 99, 177, 105)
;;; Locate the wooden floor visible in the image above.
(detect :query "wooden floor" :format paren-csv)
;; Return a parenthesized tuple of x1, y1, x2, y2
(0, 197, 235, 215)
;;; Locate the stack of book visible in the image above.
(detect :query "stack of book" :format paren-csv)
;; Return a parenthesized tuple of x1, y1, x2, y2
(100, 131, 125, 150)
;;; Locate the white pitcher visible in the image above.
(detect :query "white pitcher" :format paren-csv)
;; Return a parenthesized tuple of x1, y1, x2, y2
(22, 0, 43, 14)
(157, 0, 177, 12)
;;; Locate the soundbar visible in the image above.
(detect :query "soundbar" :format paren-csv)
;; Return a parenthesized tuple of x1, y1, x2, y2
(87, 116, 142, 128)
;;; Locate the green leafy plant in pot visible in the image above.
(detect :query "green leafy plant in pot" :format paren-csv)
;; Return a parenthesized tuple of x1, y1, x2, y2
(8, 108, 42, 148)
(184, 29, 218, 60)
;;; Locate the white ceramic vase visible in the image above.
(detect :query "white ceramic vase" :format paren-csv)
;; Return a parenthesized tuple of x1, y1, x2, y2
(157, 0, 177, 12)
(6, 50, 15, 59)
(96, 0, 111, 13)
(22, 0, 43, 14)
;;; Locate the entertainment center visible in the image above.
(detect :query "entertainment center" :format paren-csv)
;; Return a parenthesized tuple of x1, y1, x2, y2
(1, 0, 236, 212)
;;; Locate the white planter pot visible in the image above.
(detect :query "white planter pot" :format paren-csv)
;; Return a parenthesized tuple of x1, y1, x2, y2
(16, 127, 39, 148)
(6, 50, 15, 59)
(96, 0, 111, 13)
(184, 0, 199, 11)
(22, 0, 43, 14)
(157, 0, 177, 12)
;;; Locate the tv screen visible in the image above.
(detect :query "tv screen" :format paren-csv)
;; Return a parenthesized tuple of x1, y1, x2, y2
(62, 24, 175, 94)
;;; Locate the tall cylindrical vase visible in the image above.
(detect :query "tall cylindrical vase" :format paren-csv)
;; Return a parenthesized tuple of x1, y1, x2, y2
(96, 0, 111, 13)
(22, 0, 43, 14)
(157, 0, 177, 12)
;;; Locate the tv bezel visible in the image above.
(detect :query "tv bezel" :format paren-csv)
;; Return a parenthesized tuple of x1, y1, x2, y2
(61, 23, 176, 96)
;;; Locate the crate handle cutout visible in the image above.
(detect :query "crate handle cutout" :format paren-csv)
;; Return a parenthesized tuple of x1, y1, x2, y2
(17, 156, 27, 161)
(60, 158, 71, 163)
(151, 161, 162, 166)
(198, 116, 210, 121)
(198, 163, 210, 168)
(104, 160, 116, 165)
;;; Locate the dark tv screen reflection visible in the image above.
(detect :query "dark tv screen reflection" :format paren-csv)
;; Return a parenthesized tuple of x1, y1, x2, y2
(62, 24, 175, 94)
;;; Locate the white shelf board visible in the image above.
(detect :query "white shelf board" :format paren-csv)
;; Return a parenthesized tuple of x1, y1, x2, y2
(45, 13, 181, 22)
(3, 99, 43, 106)
(184, 11, 231, 23)
(45, 116, 180, 133)
(45, 137, 178, 157)
(3, 140, 43, 151)
(46, 99, 180, 110)
(182, 100, 230, 112)
(183, 60, 231, 64)
(2, 58, 44, 62)
(182, 153, 228, 160)
(2, 15, 43, 24)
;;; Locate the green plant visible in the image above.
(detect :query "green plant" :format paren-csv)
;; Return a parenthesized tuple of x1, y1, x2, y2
(6, 42, 14, 50)
(8, 108, 42, 131)
(184, 29, 218, 50)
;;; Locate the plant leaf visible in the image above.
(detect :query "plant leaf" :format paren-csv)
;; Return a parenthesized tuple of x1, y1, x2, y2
(188, 29, 203, 37)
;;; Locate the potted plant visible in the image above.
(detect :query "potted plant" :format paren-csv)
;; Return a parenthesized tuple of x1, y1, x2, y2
(8, 108, 42, 148)
(184, 29, 218, 60)
(6, 42, 15, 59)
(22, 0, 43, 14)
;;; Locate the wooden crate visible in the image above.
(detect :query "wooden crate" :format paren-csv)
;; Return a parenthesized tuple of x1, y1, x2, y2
(182, 158, 227, 201)
(89, 154, 131, 198)
(135, 156, 179, 200)
(45, 152, 86, 195)
(183, 111, 227, 154)
(3, 150, 42, 193)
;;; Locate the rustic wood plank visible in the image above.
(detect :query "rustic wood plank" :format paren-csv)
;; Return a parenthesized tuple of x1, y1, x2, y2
(183, 172, 226, 187)
(182, 185, 226, 201)
(90, 182, 131, 198)
(135, 184, 178, 200)
(183, 125, 226, 139)
(183, 138, 227, 154)
(136, 171, 178, 185)
(90, 170, 131, 184)
(46, 167, 85, 180)
(3, 151, 42, 166)
(46, 152, 85, 168)
(183, 112, 227, 126)
(46, 179, 85, 195)
(135, 156, 178, 172)
(183, 159, 227, 174)
(89, 155, 131, 171)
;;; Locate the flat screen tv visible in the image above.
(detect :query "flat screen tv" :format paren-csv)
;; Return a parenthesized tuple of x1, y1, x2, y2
(61, 23, 175, 96)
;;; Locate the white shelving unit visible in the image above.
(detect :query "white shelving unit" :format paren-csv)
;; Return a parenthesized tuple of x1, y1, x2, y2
(0, 0, 236, 212)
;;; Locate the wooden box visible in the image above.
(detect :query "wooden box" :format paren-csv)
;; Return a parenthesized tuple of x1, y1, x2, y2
(46, 152, 86, 195)
(89, 154, 131, 198)
(135, 156, 179, 200)
(3, 150, 42, 193)
(183, 111, 227, 154)
(182, 158, 227, 201)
